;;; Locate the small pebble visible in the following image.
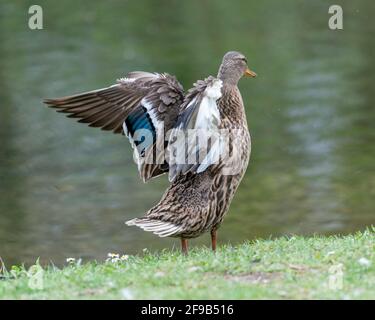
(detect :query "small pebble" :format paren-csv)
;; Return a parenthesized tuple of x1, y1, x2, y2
(120, 288, 134, 300)
(188, 266, 201, 273)
(155, 271, 165, 277)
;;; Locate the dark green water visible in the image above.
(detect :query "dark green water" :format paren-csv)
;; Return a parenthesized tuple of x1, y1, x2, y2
(0, 0, 374, 267)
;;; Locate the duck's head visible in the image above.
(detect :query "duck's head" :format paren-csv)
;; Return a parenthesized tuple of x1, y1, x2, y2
(218, 51, 257, 86)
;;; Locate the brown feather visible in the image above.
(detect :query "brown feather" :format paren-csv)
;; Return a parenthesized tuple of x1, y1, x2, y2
(43, 72, 185, 182)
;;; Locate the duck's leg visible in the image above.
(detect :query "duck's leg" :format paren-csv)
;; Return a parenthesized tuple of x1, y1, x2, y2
(181, 238, 188, 255)
(211, 228, 217, 251)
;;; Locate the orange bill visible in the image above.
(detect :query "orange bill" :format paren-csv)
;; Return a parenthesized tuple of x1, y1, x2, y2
(244, 68, 257, 77)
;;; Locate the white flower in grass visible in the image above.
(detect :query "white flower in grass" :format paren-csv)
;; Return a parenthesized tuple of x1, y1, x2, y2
(106, 253, 129, 263)
(120, 255, 129, 261)
(358, 257, 371, 267)
(66, 258, 76, 264)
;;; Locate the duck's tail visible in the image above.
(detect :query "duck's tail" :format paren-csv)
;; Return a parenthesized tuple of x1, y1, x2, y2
(125, 218, 183, 238)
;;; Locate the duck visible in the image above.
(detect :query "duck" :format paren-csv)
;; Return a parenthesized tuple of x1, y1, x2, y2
(44, 51, 257, 254)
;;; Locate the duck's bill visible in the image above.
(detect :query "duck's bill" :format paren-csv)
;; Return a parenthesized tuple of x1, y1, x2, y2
(244, 68, 257, 77)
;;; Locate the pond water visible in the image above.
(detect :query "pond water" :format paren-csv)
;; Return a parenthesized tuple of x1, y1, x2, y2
(0, 0, 374, 267)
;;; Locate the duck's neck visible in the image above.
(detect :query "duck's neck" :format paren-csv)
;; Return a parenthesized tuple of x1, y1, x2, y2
(219, 83, 248, 127)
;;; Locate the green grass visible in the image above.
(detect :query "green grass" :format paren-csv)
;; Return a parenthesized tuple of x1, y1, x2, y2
(0, 229, 374, 299)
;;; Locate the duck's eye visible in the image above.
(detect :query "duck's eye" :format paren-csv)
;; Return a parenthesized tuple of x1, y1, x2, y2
(241, 58, 247, 63)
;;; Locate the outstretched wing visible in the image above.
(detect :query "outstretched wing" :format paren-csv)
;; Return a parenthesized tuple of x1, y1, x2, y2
(167, 76, 223, 181)
(44, 72, 184, 181)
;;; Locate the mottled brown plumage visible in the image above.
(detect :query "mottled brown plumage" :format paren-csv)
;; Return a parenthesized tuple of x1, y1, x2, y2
(44, 51, 256, 253)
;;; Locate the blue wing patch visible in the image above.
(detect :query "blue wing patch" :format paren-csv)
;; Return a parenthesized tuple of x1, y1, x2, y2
(124, 106, 156, 155)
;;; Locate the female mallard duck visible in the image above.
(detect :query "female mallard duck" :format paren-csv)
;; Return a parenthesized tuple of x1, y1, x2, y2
(44, 51, 256, 254)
